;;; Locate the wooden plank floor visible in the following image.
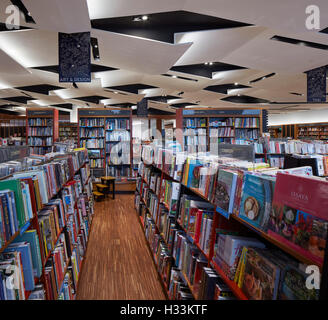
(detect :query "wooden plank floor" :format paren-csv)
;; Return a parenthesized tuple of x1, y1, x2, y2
(76, 194, 167, 300)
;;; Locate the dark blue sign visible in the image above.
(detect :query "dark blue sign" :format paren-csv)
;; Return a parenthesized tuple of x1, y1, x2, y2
(59, 32, 91, 82)
(137, 98, 148, 117)
(307, 66, 327, 102)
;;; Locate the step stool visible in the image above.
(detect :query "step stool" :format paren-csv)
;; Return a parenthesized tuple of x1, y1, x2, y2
(100, 176, 116, 199)
(93, 191, 105, 202)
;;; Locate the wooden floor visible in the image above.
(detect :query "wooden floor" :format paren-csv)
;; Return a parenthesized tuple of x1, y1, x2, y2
(76, 194, 167, 300)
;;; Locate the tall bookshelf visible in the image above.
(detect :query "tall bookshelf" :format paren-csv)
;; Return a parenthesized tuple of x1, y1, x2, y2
(176, 108, 265, 154)
(77, 108, 133, 182)
(26, 108, 59, 155)
(59, 122, 78, 141)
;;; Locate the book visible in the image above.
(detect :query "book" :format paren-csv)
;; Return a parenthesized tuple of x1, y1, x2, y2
(242, 248, 281, 300)
(267, 173, 328, 265)
(239, 173, 275, 231)
(213, 169, 238, 218)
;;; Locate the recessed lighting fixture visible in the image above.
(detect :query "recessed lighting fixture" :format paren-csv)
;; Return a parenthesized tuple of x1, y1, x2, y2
(209, 62, 213, 65)
(237, 94, 241, 96)
(262, 76, 266, 79)
(94, 45, 98, 48)
(204, 62, 209, 65)
(142, 15, 148, 21)
(114, 91, 118, 94)
(131, 105, 137, 110)
(172, 75, 177, 78)
(234, 82, 239, 86)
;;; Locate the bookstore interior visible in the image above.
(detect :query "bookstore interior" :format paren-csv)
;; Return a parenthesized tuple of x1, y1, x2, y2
(1, 0, 328, 304)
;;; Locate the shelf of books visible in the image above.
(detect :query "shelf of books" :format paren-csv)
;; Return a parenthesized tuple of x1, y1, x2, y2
(297, 123, 328, 140)
(59, 122, 78, 141)
(78, 108, 136, 183)
(0, 147, 95, 300)
(176, 108, 265, 155)
(26, 108, 59, 155)
(134, 143, 327, 300)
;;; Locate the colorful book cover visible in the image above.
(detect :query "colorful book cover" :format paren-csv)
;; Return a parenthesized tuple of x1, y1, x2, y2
(267, 173, 328, 265)
(239, 173, 275, 231)
(279, 265, 319, 300)
(213, 169, 237, 219)
(242, 248, 281, 300)
(186, 160, 203, 189)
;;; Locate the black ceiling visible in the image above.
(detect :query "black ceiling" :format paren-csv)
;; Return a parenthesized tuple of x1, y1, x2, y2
(271, 35, 328, 50)
(161, 73, 198, 82)
(51, 103, 73, 110)
(33, 64, 118, 74)
(0, 109, 20, 115)
(74, 95, 108, 104)
(147, 108, 175, 115)
(10, 0, 35, 24)
(320, 27, 328, 34)
(106, 83, 158, 94)
(0, 22, 31, 32)
(59, 110, 70, 115)
(249, 73, 276, 84)
(147, 95, 181, 103)
(204, 83, 251, 94)
(170, 62, 246, 79)
(106, 103, 134, 108)
(170, 102, 198, 108)
(91, 10, 251, 44)
(2, 96, 34, 104)
(221, 95, 270, 104)
(16, 84, 64, 95)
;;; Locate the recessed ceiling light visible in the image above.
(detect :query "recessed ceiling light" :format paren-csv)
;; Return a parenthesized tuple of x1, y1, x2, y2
(94, 45, 98, 48)
(131, 105, 137, 110)
(204, 62, 209, 65)
(237, 94, 241, 96)
(114, 91, 118, 94)
(172, 75, 177, 78)
(209, 62, 213, 65)
(142, 15, 148, 21)
(262, 76, 266, 79)
(234, 82, 238, 86)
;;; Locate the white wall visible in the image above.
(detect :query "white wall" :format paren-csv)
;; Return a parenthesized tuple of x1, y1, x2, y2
(269, 108, 328, 125)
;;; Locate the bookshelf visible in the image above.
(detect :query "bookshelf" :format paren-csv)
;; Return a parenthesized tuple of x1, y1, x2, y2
(59, 122, 78, 141)
(0, 149, 94, 300)
(297, 122, 328, 140)
(135, 146, 327, 300)
(176, 108, 265, 154)
(0, 118, 26, 141)
(77, 108, 134, 183)
(26, 108, 59, 155)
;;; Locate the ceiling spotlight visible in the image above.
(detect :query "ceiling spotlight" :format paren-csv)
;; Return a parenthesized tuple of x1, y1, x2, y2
(234, 82, 238, 86)
(172, 75, 177, 78)
(131, 105, 137, 110)
(142, 15, 148, 21)
(94, 45, 98, 48)
(237, 94, 241, 96)
(204, 62, 209, 65)
(209, 62, 213, 65)
(114, 91, 118, 94)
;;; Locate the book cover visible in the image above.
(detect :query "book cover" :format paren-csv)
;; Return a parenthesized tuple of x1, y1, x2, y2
(239, 173, 275, 231)
(267, 173, 328, 265)
(279, 265, 319, 300)
(213, 169, 238, 219)
(242, 248, 281, 300)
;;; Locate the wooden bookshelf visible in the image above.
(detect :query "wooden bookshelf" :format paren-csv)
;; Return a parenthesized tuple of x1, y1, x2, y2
(296, 122, 328, 140)
(59, 122, 78, 141)
(26, 108, 59, 155)
(176, 108, 265, 153)
(77, 108, 133, 181)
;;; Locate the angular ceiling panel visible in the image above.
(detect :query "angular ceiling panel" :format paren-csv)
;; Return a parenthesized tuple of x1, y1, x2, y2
(23, 0, 91, 33)
(91, 29, 192, 75)
(91, 10, 251, 44)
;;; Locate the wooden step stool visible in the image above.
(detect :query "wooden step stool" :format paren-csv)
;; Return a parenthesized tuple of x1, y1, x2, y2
(101, 176, 116, 199)
(95, 184, 110, 197)
(93, 191, 105, 202)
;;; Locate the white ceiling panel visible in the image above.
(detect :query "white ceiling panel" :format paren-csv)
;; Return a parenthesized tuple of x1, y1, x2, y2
(174, 26, 267, 65)
(185, 0, 328, 34)
(91, 29, 192, 75)
(24, 0, 91, 33)
(87, 0, 186, 19)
